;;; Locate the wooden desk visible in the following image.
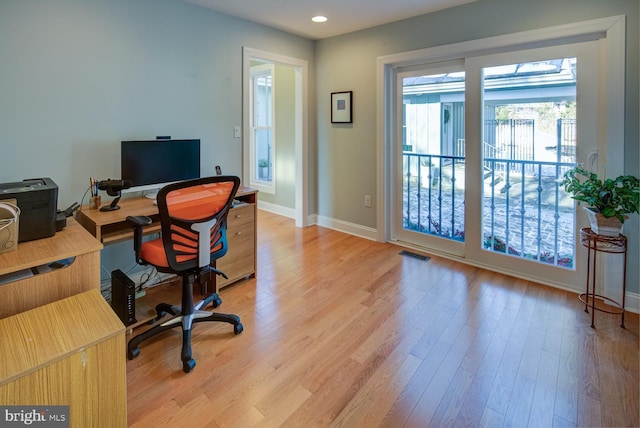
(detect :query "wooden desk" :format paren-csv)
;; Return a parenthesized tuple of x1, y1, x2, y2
(0, 290, 127, 427)
(0, 219, 103, 319)
(76, 186, 257, 291)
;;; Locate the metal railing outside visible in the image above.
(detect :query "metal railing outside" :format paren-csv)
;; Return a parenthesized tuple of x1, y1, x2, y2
(403, 152, 576, 268)
(404, 153, 465, 241)
(482, 158, 575, 268)
(557, 118, 576, 163)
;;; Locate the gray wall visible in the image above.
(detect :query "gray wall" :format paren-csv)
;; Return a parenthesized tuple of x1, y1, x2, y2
(315, 0, 639, 292)
(0, 0, 314, 207)
(0, 0, 314, 278)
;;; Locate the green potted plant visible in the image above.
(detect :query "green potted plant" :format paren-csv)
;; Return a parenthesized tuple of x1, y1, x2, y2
(562, 164, 639, 236)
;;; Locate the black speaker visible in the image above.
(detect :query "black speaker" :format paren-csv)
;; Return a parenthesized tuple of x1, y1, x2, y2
(111, 269, 137, 326)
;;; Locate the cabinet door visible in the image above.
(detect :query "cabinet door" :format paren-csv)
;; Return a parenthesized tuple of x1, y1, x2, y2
(217, 204, 255, 287)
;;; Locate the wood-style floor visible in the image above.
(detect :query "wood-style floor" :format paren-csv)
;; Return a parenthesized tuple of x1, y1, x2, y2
(126, 210, 639, 427)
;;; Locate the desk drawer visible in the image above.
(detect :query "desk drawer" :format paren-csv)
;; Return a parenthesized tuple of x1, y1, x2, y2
(228, 204, 254, 227)
(227, 221, 254, 253)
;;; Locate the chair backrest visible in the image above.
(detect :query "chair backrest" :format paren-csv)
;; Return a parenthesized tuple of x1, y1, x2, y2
(156, 176, 240, 272)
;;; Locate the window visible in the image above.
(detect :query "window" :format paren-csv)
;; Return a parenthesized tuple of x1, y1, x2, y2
(250, 63, 275, 192)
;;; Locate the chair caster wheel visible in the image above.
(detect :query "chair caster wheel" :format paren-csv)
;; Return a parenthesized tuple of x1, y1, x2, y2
(234, 323, 244, 335)
(183, 359, 196, 373)
(128, 347, 140, 360)
(212, 296, 222, 308)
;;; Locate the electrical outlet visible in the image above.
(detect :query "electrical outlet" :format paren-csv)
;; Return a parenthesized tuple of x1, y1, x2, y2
(364, 195, 372, 207)
(233, 126, 241, 139)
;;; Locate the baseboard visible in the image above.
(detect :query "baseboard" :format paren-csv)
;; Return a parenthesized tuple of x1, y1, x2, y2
(314, 214, 377, 241)
(256, 201, 295, 219)
(625, 292, 640, 314)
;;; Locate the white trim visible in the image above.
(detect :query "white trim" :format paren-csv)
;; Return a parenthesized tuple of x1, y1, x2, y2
(599, 16, 626, 300)
(627, 292, 640, 315)
(315, 215, 378, 241)
(377, 15, 626, 296)
(377, 15, 623, 69)
(249, 63, 276, 194)
(256, 201, 295, 219)
(242, 47, 309, 228)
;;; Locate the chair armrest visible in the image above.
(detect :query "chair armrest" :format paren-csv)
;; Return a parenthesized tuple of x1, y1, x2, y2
(126, 216, 153, 260)
(127, 215, 153, 227)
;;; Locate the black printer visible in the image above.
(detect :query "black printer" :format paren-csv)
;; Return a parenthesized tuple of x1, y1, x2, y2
(0, 178, 58, 242)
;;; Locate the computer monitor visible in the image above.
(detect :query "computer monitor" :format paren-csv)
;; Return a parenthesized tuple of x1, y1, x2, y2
(121, 139, 201, 195)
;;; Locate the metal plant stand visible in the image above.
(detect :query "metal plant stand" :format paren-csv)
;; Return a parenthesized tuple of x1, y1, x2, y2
(579, 228, 627, 329)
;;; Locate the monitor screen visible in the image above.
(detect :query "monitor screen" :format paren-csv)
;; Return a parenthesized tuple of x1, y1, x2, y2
(121, 139, 201, 193)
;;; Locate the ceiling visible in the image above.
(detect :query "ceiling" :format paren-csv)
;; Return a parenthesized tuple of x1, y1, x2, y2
(184, 0, 477, 40)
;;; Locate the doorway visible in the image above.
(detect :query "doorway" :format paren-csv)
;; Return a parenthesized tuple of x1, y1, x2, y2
(242, 47, 309, 227)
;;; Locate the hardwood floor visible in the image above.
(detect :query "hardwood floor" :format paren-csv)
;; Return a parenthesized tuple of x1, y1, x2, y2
(126, 210, 639, 427)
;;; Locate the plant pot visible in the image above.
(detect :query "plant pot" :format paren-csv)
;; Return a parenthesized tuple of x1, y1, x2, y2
(583, 206, 623, 237)
(259, 166, 268, 180)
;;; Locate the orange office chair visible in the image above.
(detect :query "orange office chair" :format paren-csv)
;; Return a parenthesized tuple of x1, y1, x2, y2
(126, 176, 243, 373)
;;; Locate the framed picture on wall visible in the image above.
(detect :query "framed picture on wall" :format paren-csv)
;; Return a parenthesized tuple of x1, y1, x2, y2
(331, 91, 353, 123)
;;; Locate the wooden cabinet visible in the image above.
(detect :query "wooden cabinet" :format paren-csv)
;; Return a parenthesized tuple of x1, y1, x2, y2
(0, 219, 102, 320)
(0, 290, 127, 427)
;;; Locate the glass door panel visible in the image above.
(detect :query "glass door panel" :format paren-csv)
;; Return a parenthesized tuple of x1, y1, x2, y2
(481, 58, 577, 268)
(464, 41, 599, 290)
(395, 64, 466, 256)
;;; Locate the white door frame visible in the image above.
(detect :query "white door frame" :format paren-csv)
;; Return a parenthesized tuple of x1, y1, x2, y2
(242, 47, 309, 227)
(376, 16, 626, 292)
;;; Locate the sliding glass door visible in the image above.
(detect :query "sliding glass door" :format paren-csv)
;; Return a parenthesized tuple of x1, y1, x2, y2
(392, 41, 601, 288)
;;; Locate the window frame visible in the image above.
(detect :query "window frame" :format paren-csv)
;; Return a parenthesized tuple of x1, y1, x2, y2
(249, 63, 276, 193)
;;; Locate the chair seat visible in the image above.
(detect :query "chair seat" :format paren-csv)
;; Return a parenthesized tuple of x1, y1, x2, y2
(140, 236, 205, 268)
(139, 239, 171, 268)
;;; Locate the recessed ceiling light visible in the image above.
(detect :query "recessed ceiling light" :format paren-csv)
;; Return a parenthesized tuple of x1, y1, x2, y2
(312, 16, 328, 23)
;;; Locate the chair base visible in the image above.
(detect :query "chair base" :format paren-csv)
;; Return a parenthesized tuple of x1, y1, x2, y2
(127, 292, 243, 373)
